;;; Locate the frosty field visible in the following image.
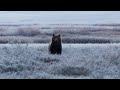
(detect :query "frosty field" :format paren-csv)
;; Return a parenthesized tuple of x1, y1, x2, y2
(0, 11, 120, 79)
(0, 43, 120, 79)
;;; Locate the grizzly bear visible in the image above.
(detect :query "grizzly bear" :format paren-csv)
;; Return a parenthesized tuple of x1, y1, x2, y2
(49, 34, 62, 54)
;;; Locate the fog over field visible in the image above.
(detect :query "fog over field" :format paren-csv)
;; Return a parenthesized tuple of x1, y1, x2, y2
(0, 11, 120, 79)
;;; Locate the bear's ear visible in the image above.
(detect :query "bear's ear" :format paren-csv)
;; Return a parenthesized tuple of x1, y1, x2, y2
(53, 34, 55, 36)
(58, 34, 60, 37)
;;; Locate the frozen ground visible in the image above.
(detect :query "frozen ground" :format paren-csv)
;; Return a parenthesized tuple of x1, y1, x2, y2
(0, 11, 120, 44)
(1, 24, 120, 44)
(0, 43, 120, 79)
(0, 11, 120, 79)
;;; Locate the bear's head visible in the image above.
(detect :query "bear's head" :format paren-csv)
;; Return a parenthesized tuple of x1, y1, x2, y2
(52, 34, 61, 44)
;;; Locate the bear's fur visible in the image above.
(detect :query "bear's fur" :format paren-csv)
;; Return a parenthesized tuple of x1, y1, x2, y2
(49, 34, 62, 54)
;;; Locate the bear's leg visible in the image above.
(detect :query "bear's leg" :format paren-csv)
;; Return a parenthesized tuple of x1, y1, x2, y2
(57, 49, 62, 54)
(51, 49, 56, 54)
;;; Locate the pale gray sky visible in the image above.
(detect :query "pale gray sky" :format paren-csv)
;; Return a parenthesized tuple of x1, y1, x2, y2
(0, 11, 120, 24)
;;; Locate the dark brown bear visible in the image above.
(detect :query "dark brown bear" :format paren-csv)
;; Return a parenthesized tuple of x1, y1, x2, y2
(49, 34, 62, 54)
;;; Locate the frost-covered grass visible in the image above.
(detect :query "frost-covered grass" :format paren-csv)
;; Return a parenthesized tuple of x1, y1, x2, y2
(0, 43, 120, 79)
(0, 24, 120, 44)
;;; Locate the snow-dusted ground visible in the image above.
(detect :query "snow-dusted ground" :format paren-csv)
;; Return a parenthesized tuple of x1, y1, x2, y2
(1, 11, 120, 44)
(0, 43, 120, 79)
(0, 11, 120, 79)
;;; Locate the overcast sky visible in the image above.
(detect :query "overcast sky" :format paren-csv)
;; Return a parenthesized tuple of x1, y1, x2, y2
(0, 11, 120, 24)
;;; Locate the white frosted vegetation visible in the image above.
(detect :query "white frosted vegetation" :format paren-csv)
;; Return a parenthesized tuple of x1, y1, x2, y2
(0, 43, 120, 79)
